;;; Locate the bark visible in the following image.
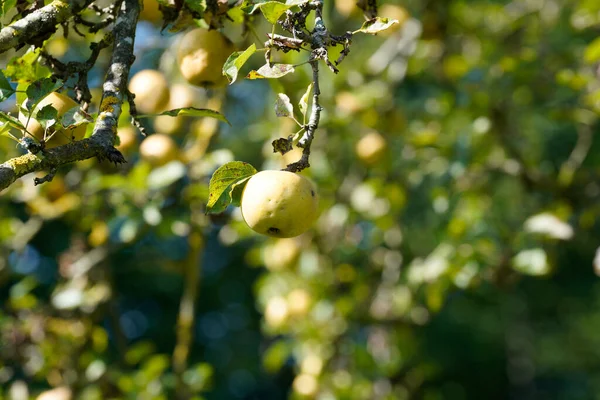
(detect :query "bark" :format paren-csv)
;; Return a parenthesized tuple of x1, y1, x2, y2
(0, 0, 140, 192)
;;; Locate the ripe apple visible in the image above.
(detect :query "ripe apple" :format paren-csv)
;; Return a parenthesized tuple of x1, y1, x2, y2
(128, 69, 170, 114)
(139, 133, 179, 166)
(177, 28, 234, 88)
(241, 170, 319, 238)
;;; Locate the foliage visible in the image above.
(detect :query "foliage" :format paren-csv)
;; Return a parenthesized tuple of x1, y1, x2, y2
(1, 0, 600, 399)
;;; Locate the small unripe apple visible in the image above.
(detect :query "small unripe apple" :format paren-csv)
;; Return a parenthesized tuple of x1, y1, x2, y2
(177, 28, 234, 88)
(18, 92, 87, 148)
(355, 131, 387, 165)
(241, 170, 319, 238)
(139, 133, 179, 166)
(128, 69, 170, 114)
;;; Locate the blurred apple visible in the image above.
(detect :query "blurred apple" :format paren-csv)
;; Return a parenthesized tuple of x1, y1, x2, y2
(139, 133, 179, 166)
(263, 238, 301, 270)
(115, 126, 138, 154)
(128, 69, 170, 114)
(355, 131, 387, 165)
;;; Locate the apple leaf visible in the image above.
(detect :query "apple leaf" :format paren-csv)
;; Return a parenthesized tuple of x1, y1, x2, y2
(0, 111, 25, 131)
(137, 107, 230, 125)
(207, 161, 257, 214)
(0, 71, 15, 102)
(247, 63, 295, 79)
(5, 48, 52, 83)
(223, 43, 257, 84)
(24, 78, 63, 111)
(354, 17, 399, 35)
(35, 105, 58, 130)
(275, 93, 294, 117)
(299, 82, 312, 118)
(61, 107, 93, 129)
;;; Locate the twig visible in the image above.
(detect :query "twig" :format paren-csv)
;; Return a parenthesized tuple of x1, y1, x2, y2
(0, 0, 140, 192)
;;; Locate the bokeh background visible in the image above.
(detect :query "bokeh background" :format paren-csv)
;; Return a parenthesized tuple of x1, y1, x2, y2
(2, 0, 600, 399)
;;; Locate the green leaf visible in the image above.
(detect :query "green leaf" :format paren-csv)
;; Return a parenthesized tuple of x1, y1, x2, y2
(184, 0, 206, 14)
(299, 82, 312, 118)
(5, 48, 52, 83)
(206, 161, 257, 214)
(1, 0, 17, 20)
(275, 93, 294, 117)
(137, 107, 229, 125)
(245, 1, 291, 24)
(0, 111, 25, 131)
(61, 107, 93, 129)
(223, 43, 257, 84)
(354, 17, 399, 35)
(247, 63, 295, 79)
(35, 105, 58, 130)
(584, 37, 600, 64)
(25, 78, 63, 111)
(0, 70, 15, 102)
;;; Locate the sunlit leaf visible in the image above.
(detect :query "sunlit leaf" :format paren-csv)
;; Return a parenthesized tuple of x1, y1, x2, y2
(5, 48, 52, 83)
(584, 37, 600, 64)
(299, 82, 312, 118)
(354, 17, 399, 35)
(247, 64, 295, 79)
(275, 93, 294, 117)
(137, 107, 229, 125)
(223, 43, 257, 84)
(206, 161, 257, 214)
(0, 111, 25, 131)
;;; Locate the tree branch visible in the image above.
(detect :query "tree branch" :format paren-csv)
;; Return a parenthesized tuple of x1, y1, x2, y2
(0, 0, 140, 192)
(0, 0, 92, 54)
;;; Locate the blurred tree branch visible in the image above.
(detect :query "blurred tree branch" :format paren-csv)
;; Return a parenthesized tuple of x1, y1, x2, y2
(0, 0, 140, 192)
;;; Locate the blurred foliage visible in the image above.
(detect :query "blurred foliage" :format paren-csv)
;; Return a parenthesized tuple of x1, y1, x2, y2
(2, 0, 600, 399)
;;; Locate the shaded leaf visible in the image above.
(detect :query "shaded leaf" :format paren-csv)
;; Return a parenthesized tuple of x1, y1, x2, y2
(0, 70, 15, 102)
(0, 111, 25, 131)
(354, 17, 399, 35)
(206, 161, 257, 214)
(1, 0, 17, 19)
(61, 107, 93, 129)
(25, 78, 63, 111)
(35, 105, 58, 130)
(247, 64, 295, 79)
(275, 93, 294, 117)
(223, 43, 257, 84)
(137, 107, 229, 125)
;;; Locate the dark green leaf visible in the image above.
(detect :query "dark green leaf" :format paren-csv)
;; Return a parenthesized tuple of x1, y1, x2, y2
(0, 70, 15, 102)
(206, 161, 257, 214)
(61, 107, 93, 129)
(223, 44, 257, 84)
(25, 78, 63, 111)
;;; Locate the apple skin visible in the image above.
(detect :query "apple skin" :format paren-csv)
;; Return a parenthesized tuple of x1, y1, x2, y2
(177, 28, 234, 88)
(241, 171, 319, 238)
(128, 69, 170, 114)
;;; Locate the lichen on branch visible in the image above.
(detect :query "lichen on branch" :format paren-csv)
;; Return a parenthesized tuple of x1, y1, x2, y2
(0, 0, 140, 192)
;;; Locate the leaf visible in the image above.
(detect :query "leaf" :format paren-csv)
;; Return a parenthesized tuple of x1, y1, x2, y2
(247, 64, 295, 79)
(61, 107, 93, 129)
(5, 48, 52, 83)
(299, 82, 312, 118)
(25, 78, 63, 111)
(206, 161, 257, 214)
(0, 70, 15, 102)
(245, 1, 291, 24)
(0, 111, 25, 131)
(1, 0, 17, 19)
(223, 44, 257, 84)
(184, 0, 206, 14)
(275, 93, 294, 117)
(35, 105, 58, 130)
(354, 17, 399, 35)
(137, 107, 230, 125)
